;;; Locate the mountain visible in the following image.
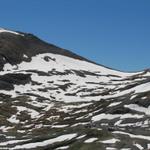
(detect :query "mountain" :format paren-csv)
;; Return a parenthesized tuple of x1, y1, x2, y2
(0, 28, 150, 150)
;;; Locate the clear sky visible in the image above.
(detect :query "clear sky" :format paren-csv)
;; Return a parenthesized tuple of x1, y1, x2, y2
(0, 0, 149, 72)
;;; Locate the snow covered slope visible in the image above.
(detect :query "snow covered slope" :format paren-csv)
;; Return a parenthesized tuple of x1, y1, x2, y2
(0, 28, 150, 150)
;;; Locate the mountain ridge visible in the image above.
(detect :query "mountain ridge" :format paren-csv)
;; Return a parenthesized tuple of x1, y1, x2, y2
(0, 28, 142, 73)
(0, 28, 98, 67)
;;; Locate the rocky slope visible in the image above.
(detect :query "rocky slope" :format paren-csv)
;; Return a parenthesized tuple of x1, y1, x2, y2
(0, 28, 150, 150)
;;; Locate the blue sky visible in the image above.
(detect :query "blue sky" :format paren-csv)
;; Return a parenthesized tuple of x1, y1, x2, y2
(0, 0, 149, 72)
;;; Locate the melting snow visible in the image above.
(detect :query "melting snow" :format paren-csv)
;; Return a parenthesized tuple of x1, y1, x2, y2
(12, 133, 77, 149)
(0, 28, 24, 36)
(101, 138, 120, 144)
(113, 131, 150, 141)
(84, 138, 98, 143)
(92, 113, 144, 122)
(125, 104, 150, 115)
(7, 115, 19, 124)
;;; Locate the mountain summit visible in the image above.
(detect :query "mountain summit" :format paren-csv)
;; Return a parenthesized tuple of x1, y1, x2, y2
(0, 29, 150, 150)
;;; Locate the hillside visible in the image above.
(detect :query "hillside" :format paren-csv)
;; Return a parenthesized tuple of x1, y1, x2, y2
(0, 28, 150, 150)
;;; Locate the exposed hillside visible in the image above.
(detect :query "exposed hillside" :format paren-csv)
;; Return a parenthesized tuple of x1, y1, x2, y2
(0, 28, 150, 150)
